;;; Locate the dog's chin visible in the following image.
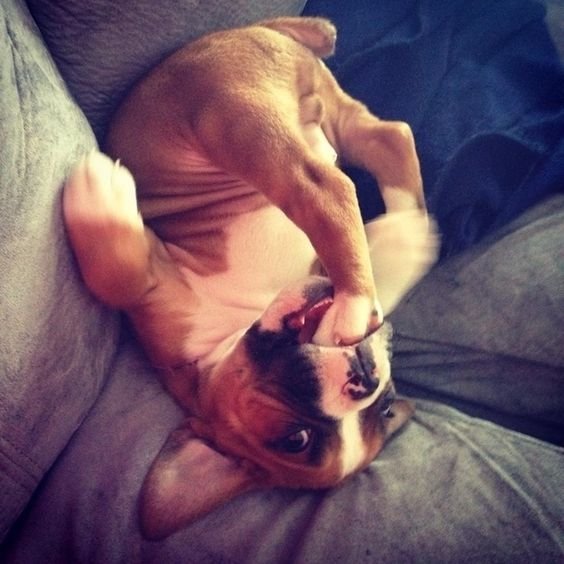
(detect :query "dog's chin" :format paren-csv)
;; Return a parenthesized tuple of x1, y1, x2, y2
(256, 276, 333, 338)
(257, 275, 388, 349)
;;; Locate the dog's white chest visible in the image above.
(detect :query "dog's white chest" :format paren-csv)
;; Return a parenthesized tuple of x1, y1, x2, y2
(176, 205, 317, 364)
(223, 206, 317, 299)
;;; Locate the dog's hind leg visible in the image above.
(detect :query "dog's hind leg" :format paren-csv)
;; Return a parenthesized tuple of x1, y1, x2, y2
(319, 70, 425, 214)
(365, 211, 440, 315)
(319, 77, 440, 313)
(63, 151, 156, 309)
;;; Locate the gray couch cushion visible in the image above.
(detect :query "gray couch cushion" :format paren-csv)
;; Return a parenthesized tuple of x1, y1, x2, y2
(3, 337, 563, 562)
(0, 0, 120, 540)
(26, 0, 307, 142)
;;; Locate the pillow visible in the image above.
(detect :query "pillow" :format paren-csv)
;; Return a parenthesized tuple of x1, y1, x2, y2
(0, 0, 120, 540)
(26, 0, 307, 142)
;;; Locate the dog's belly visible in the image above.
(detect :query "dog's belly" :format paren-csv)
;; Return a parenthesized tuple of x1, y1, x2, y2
(167, 205, 317, 366)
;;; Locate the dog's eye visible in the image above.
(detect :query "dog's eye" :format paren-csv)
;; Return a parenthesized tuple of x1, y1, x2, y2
(276, 428, 312, 453)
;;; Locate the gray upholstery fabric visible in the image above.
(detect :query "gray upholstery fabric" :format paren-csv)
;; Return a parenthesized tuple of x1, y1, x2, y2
(3, 337, 563, 563)
(26, 0, 307, 142)
(391, 195, 564, 444)
(0, 0, 120, 540)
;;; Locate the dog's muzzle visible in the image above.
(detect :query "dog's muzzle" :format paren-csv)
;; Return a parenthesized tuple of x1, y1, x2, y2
(244, 276, 392, 419)
(343, 338, 379, 400)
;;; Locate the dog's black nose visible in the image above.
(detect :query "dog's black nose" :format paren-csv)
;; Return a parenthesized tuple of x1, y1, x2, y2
(344, 341, 379, 400)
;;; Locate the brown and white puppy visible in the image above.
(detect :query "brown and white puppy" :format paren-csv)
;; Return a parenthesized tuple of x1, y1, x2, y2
(63, 17, 438, 539)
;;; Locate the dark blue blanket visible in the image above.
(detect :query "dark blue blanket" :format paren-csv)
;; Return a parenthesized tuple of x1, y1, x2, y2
(304, 0, 564, 258)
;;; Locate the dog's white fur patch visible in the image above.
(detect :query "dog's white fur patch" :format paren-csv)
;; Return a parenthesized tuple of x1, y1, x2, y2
(339, 413, 366, 477)
(175, 206, 316, 365)
(365, 210, 439, 315)
(316, 325, 392, 420)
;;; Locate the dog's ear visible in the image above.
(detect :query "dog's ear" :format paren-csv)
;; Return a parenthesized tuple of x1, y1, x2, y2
(260, 17, 336, 58)
(140, 426, 259, 540)
(382, 398, 415, 440)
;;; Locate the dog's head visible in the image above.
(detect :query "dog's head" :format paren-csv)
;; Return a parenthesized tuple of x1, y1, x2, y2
(141, 276, 413, 539)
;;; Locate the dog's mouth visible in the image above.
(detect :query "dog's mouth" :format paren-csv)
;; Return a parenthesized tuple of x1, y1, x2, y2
(285, 290, 334, 345)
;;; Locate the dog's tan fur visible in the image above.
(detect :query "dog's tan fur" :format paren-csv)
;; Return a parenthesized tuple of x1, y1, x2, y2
(63, 17, 437, 539)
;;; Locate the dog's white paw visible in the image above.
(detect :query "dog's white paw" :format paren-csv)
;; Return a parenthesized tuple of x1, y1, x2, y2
(64, 151, 142, 235)
(365, 210, 440, 315)
(313, 292, 382, 347)
(63, 151, 155, 308)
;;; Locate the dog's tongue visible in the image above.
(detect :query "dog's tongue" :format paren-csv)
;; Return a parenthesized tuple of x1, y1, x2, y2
(288, 296, 333, 344)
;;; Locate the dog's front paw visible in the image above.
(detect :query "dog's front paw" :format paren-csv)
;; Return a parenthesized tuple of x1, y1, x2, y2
(63, 151, 153, 307)
(64, 151, 142, 235)
(312, 292, 383, 347)
(365, 210, 440, 315)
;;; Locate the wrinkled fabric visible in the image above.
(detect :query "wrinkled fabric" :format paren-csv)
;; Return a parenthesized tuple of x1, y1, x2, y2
(2, 336, 563, 563)
(0, 0, 119, 541)
(304, 0, 564, 257)
(390, 195, 564, 445)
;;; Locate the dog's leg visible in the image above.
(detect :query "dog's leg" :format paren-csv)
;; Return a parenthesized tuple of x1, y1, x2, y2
(63, 151, 156, 309)
(325, 89, 425, 213)
(64, 152, 203, 368)
(364, 212, 439, 314)
(194, 103, 381, 346)
(322, 83, 439, 313)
